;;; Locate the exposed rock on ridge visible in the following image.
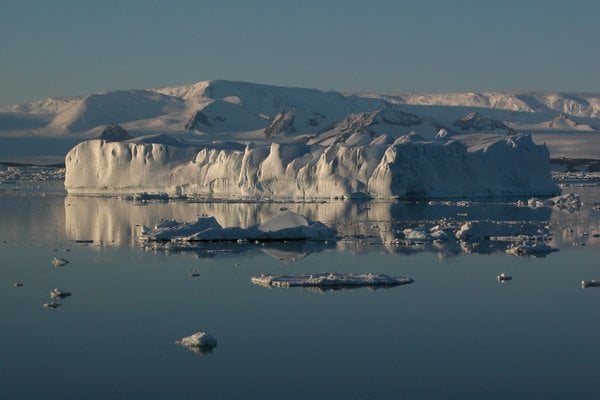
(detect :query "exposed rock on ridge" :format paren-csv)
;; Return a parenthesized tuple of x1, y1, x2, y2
(264, 111, 297, 137)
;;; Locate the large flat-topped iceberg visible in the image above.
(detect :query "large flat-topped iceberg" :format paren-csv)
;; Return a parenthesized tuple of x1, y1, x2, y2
(64, 133, 558, 199)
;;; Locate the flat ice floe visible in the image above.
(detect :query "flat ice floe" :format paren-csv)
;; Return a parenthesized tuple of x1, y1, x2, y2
(140, 210, 335, 242)
(251, 273, 414, 288)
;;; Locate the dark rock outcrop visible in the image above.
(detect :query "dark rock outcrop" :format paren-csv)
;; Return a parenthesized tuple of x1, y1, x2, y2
(184, 110, 213, 130)
(264, 111, 297, 137)
(99, 123, 132, 142)
(453, 112, 514, 133)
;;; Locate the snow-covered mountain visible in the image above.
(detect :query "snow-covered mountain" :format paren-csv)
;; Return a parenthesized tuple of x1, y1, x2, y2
(453, 112, 515, 134)
(305, 108, 444, 146)
(2, 80, 599, 141)
(369, 92, 600, 119)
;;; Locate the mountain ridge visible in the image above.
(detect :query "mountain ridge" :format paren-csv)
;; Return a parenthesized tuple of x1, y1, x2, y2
(2, 80, 599, 139)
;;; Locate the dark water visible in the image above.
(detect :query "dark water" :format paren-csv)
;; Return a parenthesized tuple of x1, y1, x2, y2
(1, 182, 600, 400)
(0, 137, 81, 165)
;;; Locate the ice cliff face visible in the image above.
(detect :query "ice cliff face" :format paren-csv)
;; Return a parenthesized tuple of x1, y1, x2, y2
(64, 133, 558, 199)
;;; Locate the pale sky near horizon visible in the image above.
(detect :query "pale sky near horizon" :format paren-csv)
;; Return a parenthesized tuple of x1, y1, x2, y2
(1, 0, 599, 105)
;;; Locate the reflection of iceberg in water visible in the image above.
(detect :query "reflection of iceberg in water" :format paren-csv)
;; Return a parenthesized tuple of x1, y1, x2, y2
(64, 190, 599, 258)
(65, 196, 366, 247)
(142, 239, 336, 262)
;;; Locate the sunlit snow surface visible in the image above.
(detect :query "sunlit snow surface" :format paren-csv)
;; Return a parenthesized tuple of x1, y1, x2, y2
(64, 133, 558, 199)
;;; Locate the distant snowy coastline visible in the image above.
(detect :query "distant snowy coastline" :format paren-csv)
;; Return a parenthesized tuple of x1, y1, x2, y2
(64, 132, 558, 199)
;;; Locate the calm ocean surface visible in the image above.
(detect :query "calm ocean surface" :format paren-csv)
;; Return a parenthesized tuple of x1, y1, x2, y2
(1, 179, 599, 400)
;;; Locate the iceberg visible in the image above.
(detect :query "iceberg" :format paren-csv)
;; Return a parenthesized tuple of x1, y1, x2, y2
(64, 133, 559, 199)
(140, 210, 335, 242)
(176, 332, 217, 355)
(250, 272, 414, 288)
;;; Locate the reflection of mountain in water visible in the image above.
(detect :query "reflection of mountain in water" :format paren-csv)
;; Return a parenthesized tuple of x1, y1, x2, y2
(64, 190, 600, 260)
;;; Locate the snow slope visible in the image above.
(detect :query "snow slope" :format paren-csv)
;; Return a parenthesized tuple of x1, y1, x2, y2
(64, 133, 558, 199)
(3, 80, 599, 141)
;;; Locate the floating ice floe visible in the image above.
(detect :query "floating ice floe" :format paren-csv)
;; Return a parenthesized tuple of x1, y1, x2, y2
(52, 257, 69, 267)
(402, 228, 431, 241)
(251, 272, 414, 289)
(516, 193, 581, 211)
(140, 210, 335, 242)
(50, 288, 71, 299)
(506, 241, 557, 256)
(176, 332, 218, 354)
(497, 273, 512, 282)
(456, 221, 521, 241)
(547, 193, 581, 210)
(581, 280, 600, 288)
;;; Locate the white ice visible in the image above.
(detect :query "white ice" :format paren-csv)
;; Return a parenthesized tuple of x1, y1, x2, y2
(140, 210, 335, 242)
(64, 133, 558, 199)
(250, 272, 414, 288)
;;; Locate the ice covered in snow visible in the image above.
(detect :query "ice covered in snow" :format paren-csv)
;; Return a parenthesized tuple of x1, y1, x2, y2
(581, 280, 600, 288)
(506, 241, 557, 256)
(517, 193, 581, 210)
(52, 257, 69, 267)
(176, 332, 218, 351)
(251, 273, 414, 288)
(456, 221, 521, 241)
(50, 288, 71, 299)
(547, 193, 581, 209)
(497, 273, 512, 282)
(140, 210, 335, 242)
(65, 133, 559, 199)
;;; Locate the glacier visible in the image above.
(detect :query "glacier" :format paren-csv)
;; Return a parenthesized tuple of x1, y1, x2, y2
(64, 132, 559, 199)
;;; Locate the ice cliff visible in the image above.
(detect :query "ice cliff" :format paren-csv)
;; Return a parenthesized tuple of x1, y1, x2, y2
(64, 133, 559, 199)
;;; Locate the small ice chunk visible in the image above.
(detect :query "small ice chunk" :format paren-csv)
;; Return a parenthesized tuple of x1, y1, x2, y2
(497, 273, 512, 282)
(402, 228, 430, 241)
(43, 302, 62, 309)
(506, 241, 557, 256)
(50, 288, 71, 299)
(581, 280, 600, 288)
(52, 258, 69, 267)
(176, 332, 218, 352)
(547, 193, 581, 210)
(456, 221, 520, 241)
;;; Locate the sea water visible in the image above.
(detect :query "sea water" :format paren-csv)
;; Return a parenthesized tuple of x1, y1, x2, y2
(1, 177, 599, 400)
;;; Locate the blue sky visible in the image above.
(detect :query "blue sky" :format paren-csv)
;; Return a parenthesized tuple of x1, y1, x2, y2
(2, 0, 599, 105)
